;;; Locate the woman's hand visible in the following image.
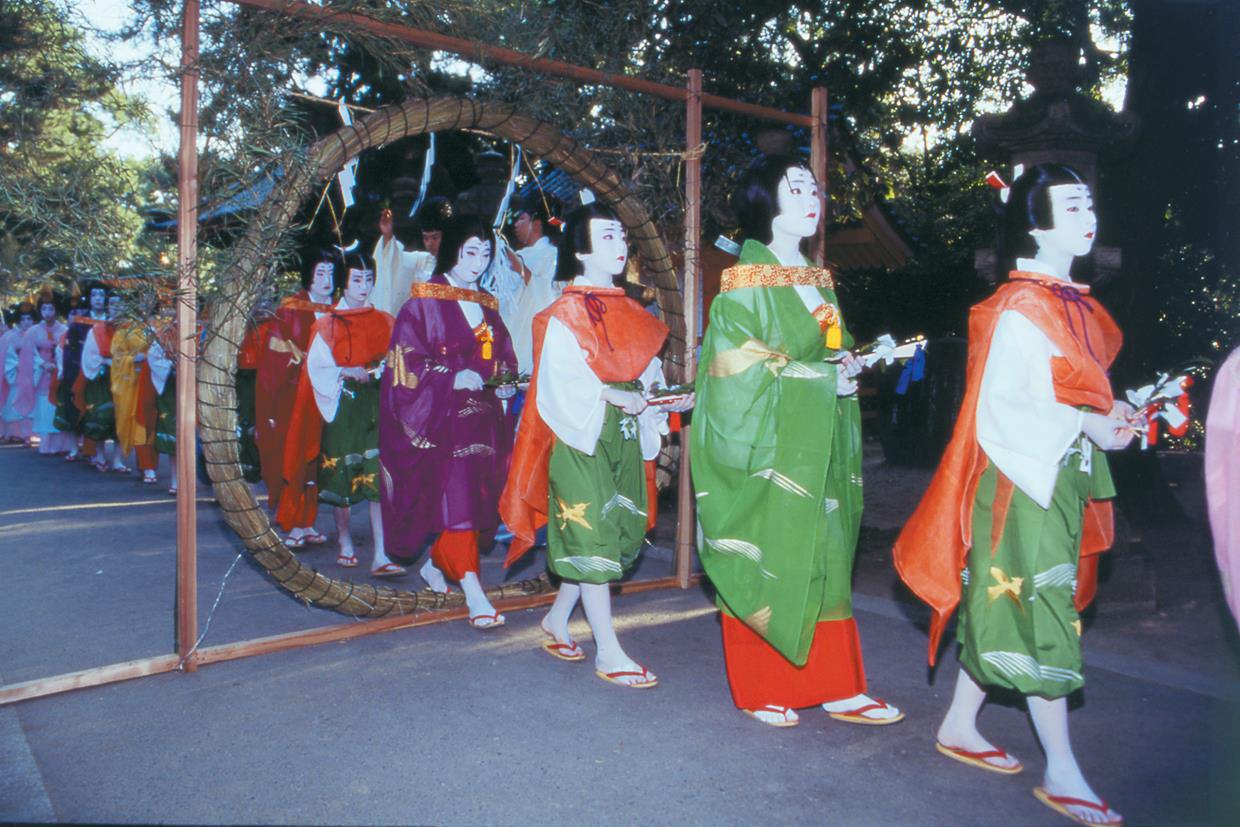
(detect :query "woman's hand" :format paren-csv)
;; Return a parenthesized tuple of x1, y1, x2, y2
(1109, 399, 1136, 421)
(601, 387, 647, 415)
(835, 368, 858, 397)
(661, 393, 695, 412)
(453, 369, 484, 391)
(1082, 411, 1136, 451)
(838, 351, 863, 379)
(341, 366, 370, 382)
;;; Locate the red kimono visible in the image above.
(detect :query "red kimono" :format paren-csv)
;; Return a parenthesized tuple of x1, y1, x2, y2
(256, 291, 331, 516)
(276, 306, 393, 532)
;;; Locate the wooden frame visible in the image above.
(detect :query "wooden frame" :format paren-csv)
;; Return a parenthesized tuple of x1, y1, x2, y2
(0, 0, 826, 706)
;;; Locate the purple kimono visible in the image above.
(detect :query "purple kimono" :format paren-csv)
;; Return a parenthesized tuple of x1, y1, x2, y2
(379, 274, 518, 558)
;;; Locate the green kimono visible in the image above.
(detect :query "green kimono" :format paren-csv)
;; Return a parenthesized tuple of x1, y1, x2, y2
(692, 240, 863, 665)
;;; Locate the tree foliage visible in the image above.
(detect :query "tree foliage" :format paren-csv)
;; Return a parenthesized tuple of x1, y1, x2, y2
(0, 0, 164, 298)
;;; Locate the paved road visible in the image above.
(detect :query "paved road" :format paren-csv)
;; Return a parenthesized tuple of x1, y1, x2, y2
(1, 442, 1237, 825)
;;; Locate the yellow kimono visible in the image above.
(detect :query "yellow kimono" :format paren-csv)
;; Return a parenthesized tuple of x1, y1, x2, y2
(110, 324, 155, 454)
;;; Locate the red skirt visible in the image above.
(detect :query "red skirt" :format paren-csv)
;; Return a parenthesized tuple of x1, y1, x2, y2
(721, 614, 867, 709)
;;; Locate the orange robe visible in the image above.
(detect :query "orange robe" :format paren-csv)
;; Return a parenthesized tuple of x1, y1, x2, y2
(893, 271, 1122, 664)
(501, 285, 667, 566)
(276, 307, 393, 532)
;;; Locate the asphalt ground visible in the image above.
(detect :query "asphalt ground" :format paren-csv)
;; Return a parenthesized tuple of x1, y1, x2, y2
(1, 441, 1238, 825)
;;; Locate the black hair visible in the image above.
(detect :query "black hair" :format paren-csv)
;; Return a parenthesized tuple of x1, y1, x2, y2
(731, 153, 813, 245)
(416, 196, 454, 235)
(36, 288, 64, 317)
(432, 214, 496, 278)
(16, 301, 36, 321)
(514, 193, 562, 242)
(996, 163, 1089, 274)
(302, 248, 342, 291)
(554, 203, 623, 282)
(332, 248, 375, 296)
(80, 279, 110, 305)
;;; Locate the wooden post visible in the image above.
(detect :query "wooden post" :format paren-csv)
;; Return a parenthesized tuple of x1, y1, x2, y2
(674, 69, 703, 589)
(810, 87, 829, 266)
(175, 0, 200, 671)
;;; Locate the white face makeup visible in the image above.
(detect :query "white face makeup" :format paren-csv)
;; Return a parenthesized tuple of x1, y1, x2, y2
(309, 262, 334, 298)
(448, 236, 493, 285)
(343, 267, 374, 306)
(772, 166, 821, 241)
(576, 218, 628, 282)
(89, 288, 106, 312)
(1033, 183, 1097, 259)
(40, 303, 56, 322)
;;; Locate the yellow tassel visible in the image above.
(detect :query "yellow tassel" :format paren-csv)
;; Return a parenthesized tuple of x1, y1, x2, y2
(482, 340, 492, 361)
(826, 325, 842, 350)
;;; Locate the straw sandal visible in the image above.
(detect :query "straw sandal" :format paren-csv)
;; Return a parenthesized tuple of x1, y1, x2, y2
(744, 705, 800, 727)
(469, 612, 507, 630)
(595, 665, 658, 689)
(824, 698, 905, 725)
(1033, 787, 1122, 826)
(935, 741, 1023, 774)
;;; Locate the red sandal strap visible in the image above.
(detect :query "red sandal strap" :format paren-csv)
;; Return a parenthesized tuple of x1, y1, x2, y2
(942, 744, 1010, 761)
(603, 669, 649, 680)
(1044, 793, 1111, 813)
(836, 699, 889, 717)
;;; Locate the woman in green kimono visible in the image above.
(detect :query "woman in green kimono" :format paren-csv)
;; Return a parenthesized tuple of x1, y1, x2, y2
(693, 155, 903, 728)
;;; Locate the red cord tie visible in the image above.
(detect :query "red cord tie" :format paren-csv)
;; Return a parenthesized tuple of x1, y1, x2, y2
(582, 292, 614, 351)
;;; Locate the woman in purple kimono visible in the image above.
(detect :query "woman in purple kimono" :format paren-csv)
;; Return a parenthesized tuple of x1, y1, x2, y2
(379, 214, 519, 628)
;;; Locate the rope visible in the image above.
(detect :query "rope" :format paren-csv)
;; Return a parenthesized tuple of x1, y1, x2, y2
(177, 551, 244, 670)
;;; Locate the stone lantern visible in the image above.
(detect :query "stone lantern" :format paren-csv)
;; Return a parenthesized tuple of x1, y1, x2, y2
(972, 39, 1138, 282)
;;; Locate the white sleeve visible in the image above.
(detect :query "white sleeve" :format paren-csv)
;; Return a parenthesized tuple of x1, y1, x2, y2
(977, 310, 1084, 509)
(535, 316, 607, 455)
(56, 342, 64, 376)
(81, 328, 103, 380)
(6, 340, 21, 383)
(373, 238, 434, 316)
(148, 340, 173, 394)
(636, 356, 670, 461)
(31, 342, 45, 386)
(508, 251, 561, 375)
(307, 332, 343, 423)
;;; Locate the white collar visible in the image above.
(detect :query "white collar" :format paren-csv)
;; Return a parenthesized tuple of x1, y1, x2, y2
(1015, 257, 1072, 282)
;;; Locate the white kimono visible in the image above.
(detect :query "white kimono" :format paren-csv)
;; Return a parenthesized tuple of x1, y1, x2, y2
(371, 236, 435, 317)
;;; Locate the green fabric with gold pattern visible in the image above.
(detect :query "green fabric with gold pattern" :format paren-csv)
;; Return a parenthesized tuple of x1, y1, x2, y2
(317, 378, 381, 506)
(692, 239, 862, 666)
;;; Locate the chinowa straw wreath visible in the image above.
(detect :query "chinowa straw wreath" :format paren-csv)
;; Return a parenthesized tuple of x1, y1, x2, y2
(197, 96, 687, 617)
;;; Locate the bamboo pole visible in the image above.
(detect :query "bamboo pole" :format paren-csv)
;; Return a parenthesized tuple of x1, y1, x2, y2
(222, 0, 812, 128)
(175, 0, 201, 672)
(674, 69, 702, 590)
(810, 87, 829, 266)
